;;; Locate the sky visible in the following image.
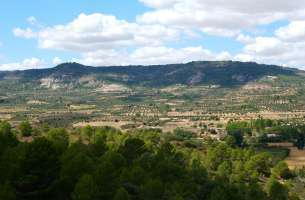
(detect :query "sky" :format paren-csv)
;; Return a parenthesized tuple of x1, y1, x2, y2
(1, 0, 305, 70)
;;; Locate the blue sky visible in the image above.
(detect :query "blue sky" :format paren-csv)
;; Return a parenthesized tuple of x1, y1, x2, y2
(0, 0, 148, 62)
(1, 0, 305, 70)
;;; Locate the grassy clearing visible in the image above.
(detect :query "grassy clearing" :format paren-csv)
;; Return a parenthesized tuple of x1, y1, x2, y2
(257, 146, 290, 163)
(264, 142, 305, 169)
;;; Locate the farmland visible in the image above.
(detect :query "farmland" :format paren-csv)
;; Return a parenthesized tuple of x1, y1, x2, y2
(1, 62, 305, 199)
(1, 78, 305, 132)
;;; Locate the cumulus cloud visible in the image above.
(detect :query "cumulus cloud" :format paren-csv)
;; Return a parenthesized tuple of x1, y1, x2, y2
(244, 37, 285, 56)
(11, 3, 305, 69)
(13, 28, 36, 39)
(14, 13, 234, 68)
(276, 20, 305, 42)
(52, 57, 62, 65)
(234, 34, 305, 68)
(14, 13, 179, 52)
(79, 46, 231, 66)
(233, 54, 253, 62)
(0, 58, 46, 71)
(236, 34, 255, 44)
(230, 20, 305, 69)
(138, 0, 178, 8)
(137, 0, 305, 37)
(14, 13, 233, 67)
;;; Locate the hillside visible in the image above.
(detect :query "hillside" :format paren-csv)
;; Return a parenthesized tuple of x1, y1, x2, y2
(0, 61, 301, 89)
(1, 64, 305, 200)
(1, 60, 305, 129)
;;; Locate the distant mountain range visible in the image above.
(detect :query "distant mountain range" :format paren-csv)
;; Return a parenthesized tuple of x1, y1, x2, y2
(0, 61, 303, 89)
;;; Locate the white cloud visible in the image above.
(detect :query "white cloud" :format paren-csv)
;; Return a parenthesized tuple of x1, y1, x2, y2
(137, 0, 305, 37)
(52, 57, 62, 65)
(231, 19, 305, 69)
(79, 46, 231, 66)
(0, 41, 2, 47)
(27, 16, 37, 26)
(138, 0, 178, 8)
(13, 28, 36, 39)
(244, 37, 285, 56)
(14, 13, 179, 52)
(276, 20, 305, 42)
(236, 34, 255, 44)
(140, 0, 305, 13)
(234, 54, 253, 62)
(201, 28, 240, 37)
(235, 35, 305, 68)
(216, 52, 232, 60)
(11, 3, 305, 69)
(0, 58, 46, 71)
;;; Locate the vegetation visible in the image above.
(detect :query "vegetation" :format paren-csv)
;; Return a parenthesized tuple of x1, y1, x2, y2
(18, 121, 32, 137)
(0, 120, 304, 200)
(0, 62, 305, 130)
(0, 61, 298, 87)
(1, 62, 305, 199)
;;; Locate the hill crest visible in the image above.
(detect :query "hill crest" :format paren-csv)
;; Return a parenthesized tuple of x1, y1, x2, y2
(0, 61, 301, 88)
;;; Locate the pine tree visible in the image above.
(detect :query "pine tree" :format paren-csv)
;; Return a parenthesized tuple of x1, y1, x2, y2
(113, 188, 130, 200)
(72, 174, 98, 200)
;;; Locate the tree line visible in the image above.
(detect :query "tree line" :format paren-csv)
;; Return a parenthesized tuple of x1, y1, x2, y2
(0, 121, 303, 200)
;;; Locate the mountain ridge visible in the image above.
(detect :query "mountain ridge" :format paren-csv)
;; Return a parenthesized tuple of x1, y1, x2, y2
(0, 61, 303, 88)
(0, 60, 302, 72)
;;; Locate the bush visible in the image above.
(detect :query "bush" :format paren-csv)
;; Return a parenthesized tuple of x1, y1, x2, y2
(19, 121, 32, 137)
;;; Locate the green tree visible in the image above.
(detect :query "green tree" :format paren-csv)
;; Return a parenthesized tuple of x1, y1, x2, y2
(245, 153, 272, 176)
(289, 193, 300, 200)
(82, 125, 94, 141)
(89, 135, 108, 158)
(296, 131, 305, 150)
(0, 147, 21, 185)
(0, 121, 12, 135)
(245, 182, 267, 200)
(60, 152, 94, 194)
(14, 138, 60, 199)
(0, 181, 16, 200)
(226, 121, 252, 147)
(94, 161, 119, 199)
(0, 121, 18, 156)
(72, 174, 98, 200)
(265, 177, 289, 200)
(113, 188, 130, 200)
(173, 128, 196, 141)
(140, 179, 164, 200)
(119, 138, 146, 164)
(47, 128, 69, 154)
(272, 161, 292, 179)
(217, 161, 232, 179)
(120, 165, 146, 187)
(99, 151, 126, 171)
(19, 121, 32, 137)
(208, 185, 231, 200)
(230, 130, 244, 147)
(41, 123, 50, 133)
(224, 135, 237, 148)
(205, 143, 231, 171)
(189, 159, 209, 199)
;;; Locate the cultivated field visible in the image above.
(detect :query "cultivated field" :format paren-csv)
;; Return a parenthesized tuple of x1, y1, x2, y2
(268, 143, 305, 169)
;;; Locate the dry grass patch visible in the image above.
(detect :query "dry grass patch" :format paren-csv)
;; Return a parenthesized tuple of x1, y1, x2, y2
(73, 120, 132, 130)
(286, 147, 305, 170)
(267, 143, 305, 169)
